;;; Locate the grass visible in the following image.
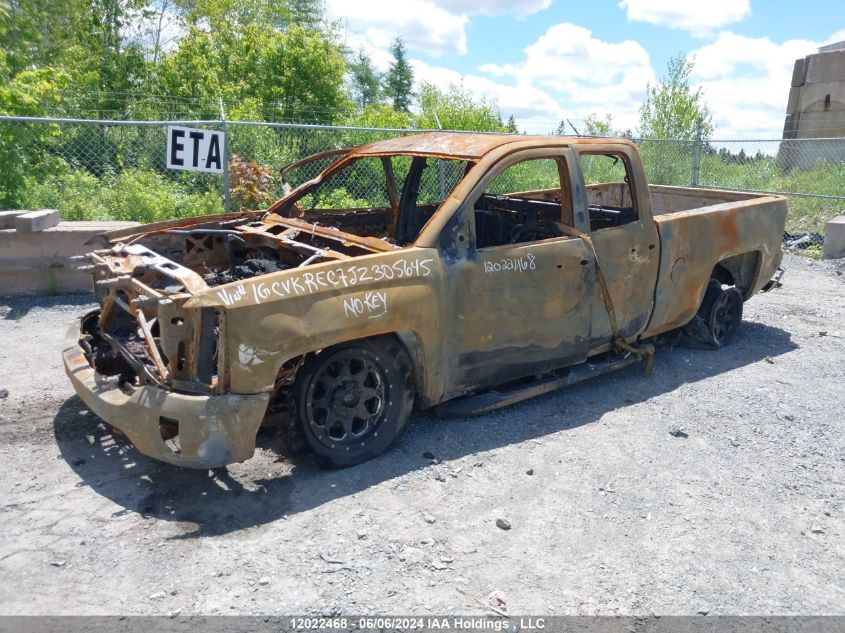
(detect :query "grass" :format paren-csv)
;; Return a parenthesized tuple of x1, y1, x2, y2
(637, 144, 845, 233)
(802, 244, 824, 260)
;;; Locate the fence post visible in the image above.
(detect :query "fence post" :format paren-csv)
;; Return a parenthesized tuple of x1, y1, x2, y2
(219, 98, 231, 214)
(691, 118, 702, 187)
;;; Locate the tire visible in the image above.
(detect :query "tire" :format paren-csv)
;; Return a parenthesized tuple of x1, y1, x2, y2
(292, 338, 414, 468)
(698, 280, 744, 348)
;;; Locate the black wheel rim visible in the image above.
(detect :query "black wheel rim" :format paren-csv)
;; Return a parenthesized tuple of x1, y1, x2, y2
(304, 350, 387, 450)
(712, 290, 741, 343)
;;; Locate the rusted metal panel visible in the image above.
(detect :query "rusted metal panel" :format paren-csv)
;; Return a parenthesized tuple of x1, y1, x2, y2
(643, 191, 787, 338)
(571, 143, 660, 347)
(352, 132, 520, 159)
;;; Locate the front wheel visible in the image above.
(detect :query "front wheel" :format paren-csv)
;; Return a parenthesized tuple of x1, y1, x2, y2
(292, 338, 414, 468)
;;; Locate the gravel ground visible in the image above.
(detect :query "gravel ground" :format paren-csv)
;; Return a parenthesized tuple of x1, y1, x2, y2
(0, 253, 843, 616)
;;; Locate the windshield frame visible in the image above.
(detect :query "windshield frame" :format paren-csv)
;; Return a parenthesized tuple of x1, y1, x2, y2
(267, 151, 476, 246)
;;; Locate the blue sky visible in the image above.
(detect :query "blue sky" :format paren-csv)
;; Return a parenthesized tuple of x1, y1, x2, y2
(327, 0, 845, 138)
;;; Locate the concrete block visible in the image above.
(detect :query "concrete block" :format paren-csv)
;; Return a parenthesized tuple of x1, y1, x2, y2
(819, 41, 845, 54)
(15, 209, 60, 233)
(806, 50, 845, 84)
(0, 220, 138, 295)
(792, 57, 808, 87)
(786, 86, 801, 115)
(782, 113, 800, 139)
(0, 210, 27, 230)
(795, 110, 845, 139)
(798, 81, 845, 113)
(823, 215, 845, 260)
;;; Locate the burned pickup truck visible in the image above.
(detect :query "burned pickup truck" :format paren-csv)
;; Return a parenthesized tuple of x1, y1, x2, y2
(63, 133, 787, 468)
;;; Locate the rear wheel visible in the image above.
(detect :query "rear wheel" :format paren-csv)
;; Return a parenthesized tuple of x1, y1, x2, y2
(292, 338, 414, 468)
(698, 281, 744, 348)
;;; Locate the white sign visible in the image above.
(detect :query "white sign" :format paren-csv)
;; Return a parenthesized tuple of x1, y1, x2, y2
(166, 125, 225, 173)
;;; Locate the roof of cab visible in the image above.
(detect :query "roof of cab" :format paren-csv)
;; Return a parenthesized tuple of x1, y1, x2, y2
(351, 131, 577, 160)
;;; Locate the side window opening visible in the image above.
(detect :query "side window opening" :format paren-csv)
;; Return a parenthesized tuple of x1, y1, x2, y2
(579, 152, 639, 231)
(472, 158, 572, 249)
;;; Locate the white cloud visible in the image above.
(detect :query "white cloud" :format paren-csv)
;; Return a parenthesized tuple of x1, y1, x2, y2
(327, 4, 594, 133)
(433, 0, 551, 17)
(327, 0, 552, 58)
(821, 30, 845, 48)
(479, 23, 656, 131)
(331, 10, 831, 140)
(339, 31, 396, 71)
(411, 60, 565, 129)
(690, 31, 824, 138)
(619, 0, 751, 36)
(327, 0, 468, 56)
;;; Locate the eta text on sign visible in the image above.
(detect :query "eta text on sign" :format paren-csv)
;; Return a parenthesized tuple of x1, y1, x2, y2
(166, 125, 225, 174)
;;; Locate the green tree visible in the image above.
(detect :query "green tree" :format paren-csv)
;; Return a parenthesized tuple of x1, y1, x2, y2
(583, 113, 614, 136)
(151, 25, 223, 115)
(139, 0, 181, 65)
(384, 37, 413, 113)
(287, 0, 323, 30)
(638, 53, 714, 140)
(343, 103, 410, 129)
(505, 114, 518, 134)
(348, 48, 381, 109)
(153, 21, 347, 122)
(2, 0, 85, 75)
(175, 0, 322, 31)
(0, 66, 70, 207)
(554, 120, 572, 136)
(415, 82, 505, 132)
(2, 0, 148, 115)
(580, 113, 632, 138)
(254, 23, 348, 121)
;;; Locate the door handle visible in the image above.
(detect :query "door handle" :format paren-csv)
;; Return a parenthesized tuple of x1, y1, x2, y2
(579, 259, 589, 266)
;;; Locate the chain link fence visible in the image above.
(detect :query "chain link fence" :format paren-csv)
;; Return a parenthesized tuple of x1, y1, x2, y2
(1, 115, 844, 233)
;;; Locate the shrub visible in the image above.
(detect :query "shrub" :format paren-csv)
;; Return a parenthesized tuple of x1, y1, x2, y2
(229, 153, 274, 211)
(22, 168, 224, 223)
(24, 166, 107, 220)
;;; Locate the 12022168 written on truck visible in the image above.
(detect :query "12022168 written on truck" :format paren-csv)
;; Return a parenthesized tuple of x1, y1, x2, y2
(62, 133, 787, 468)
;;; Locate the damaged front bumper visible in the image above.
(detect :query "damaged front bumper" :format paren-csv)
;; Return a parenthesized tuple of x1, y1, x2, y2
(62, 316, 270, 468)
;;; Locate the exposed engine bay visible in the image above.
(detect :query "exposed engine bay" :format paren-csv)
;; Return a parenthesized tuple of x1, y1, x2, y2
(102, 212, 401, 290)
(77, 210, 404, 396)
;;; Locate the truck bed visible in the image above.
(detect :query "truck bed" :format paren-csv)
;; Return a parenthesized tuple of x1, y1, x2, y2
(643, 185, 787, 338)
(649, 184, 764, 215)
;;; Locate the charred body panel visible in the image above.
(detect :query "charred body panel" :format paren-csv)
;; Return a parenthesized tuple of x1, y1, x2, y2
(62, 132, 789, 468)
(643, 191, 786, 338)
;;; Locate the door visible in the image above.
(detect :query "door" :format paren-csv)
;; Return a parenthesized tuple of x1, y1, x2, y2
(575, 147, 660, 348)
(442, 149, 596, 397)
